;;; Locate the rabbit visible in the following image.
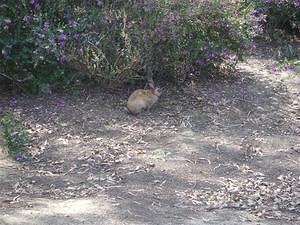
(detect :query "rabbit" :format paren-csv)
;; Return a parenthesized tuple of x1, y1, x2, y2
(126, 81, 161, 115)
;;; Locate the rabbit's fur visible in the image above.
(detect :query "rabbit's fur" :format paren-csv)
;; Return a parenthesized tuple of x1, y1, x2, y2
(126, 86, 161, 114)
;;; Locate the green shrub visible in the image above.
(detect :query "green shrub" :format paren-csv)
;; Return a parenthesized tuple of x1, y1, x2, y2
(239, 0, 300, 74)
(0, 112, 29, 160)
(0, 0, 254, 93)
(66, 1, 254, 82)
(239, 0, 300, 41)
(0, 1, 85, 93)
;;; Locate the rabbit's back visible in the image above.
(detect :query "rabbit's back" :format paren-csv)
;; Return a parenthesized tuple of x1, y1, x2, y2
(127, 89, 159, 114)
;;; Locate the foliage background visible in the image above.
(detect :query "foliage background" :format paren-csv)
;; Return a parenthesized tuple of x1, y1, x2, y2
(0, 0, 256, 93)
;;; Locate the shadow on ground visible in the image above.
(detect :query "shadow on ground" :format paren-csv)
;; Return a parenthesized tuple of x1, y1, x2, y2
(0, 41, 299, 224)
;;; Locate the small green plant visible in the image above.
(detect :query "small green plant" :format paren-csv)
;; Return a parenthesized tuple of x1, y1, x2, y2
(273, 59, 300, 86)
(151, 149, 171, 161)
(0, 112, 29, 160)
(274, 44, 296, 61)
(273, 58, 300, 73)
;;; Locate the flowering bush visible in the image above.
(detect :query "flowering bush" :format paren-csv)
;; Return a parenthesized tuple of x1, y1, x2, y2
(239, 0, 300, 73)
(0, 0, 254, 93)
(239, 0, 300, 40)
(0, 1, 91, 93)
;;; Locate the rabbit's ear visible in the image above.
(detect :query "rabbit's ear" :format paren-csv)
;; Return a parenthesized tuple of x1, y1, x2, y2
(153, 87, 162, 96)
(148, 79, 155, 89)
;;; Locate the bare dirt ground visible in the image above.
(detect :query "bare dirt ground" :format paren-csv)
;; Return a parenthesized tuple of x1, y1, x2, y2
(0, 41, 299, 225)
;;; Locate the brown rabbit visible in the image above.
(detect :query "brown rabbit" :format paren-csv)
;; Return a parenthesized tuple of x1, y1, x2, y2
(126, 81, 161, 115)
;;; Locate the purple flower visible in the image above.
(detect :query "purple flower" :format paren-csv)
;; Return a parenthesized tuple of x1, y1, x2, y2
(271, 66, 277, 73)
(196, 59, 204, 65)
(73, 33, 80, 40)
(277, 0, 287, 5)
(59, 55, 66, 64)
(44, 21, 50, 31)
(206, 51, 216, 60)
(139, 20, 145, 27)
(183, 65, 193, 73)
(154, 24, 165, 37)
(58, 41, 65, 47)
(251, 44, 257, 51)
(10, 96, 17, 105)
(79, 87, 86, 96)
(23, 15, 30, 23)
(258, 14, 267, 23)
(255, 24, 264, 34)
(29, 0, 39, 9)
(171, 29, 178, 41)
(48, 38, 55, 44)
(15, 154, 22, 161)
(68, 19, 77, 27)
(126, 21, 133, 29)
(228, 54, 236, 60)
(58, 33, 67, 40)
(167, 14, 178, 24)
(64, 12, 71, 18)
(283, 64, 293, 71)
(251, 9, 259, 16)
(37, 33, 45, 39)
(293, 0, 300, 7)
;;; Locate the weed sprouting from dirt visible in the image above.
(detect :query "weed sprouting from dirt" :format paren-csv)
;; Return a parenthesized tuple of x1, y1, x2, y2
(0, 112, 29, 160)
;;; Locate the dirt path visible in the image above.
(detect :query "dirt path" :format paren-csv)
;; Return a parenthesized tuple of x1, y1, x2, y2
(0, 42, 299, 225)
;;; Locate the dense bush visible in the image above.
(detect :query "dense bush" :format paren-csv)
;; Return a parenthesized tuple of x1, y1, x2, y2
(0, 0, 254, 93)
(0, 0, 86, 93)
(239, 0, 300, 70)
(239, 0, 300, 41)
